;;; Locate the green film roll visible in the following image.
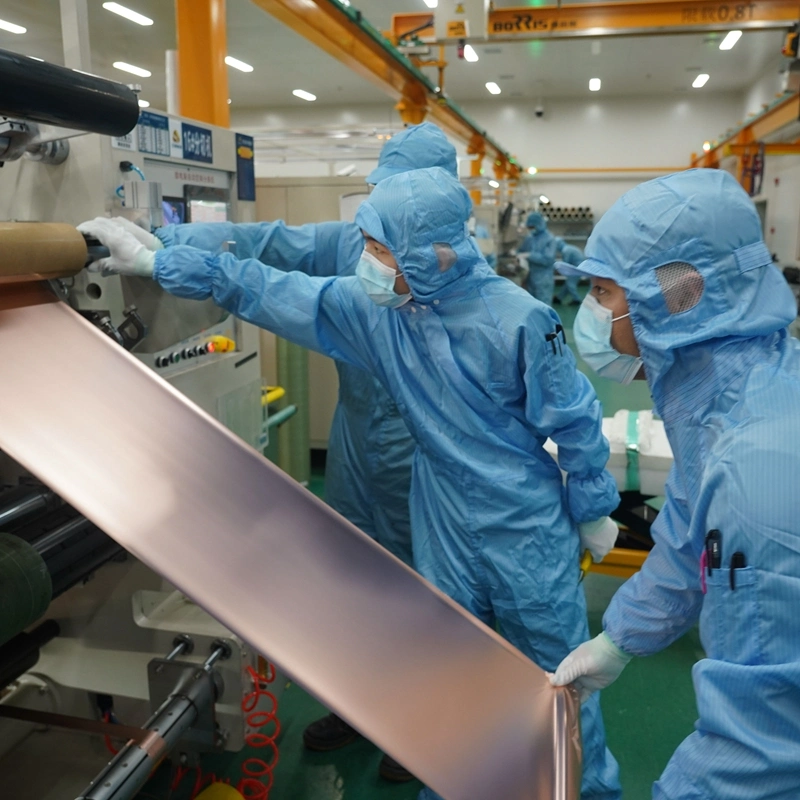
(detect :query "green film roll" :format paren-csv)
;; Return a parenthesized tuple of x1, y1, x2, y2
(0, 532, 52, 647)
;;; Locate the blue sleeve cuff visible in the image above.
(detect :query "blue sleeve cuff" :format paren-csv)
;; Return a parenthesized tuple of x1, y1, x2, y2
(153, 246, 215, 301)
(155, 225, 179, 248)
(566, 471, 620, 524)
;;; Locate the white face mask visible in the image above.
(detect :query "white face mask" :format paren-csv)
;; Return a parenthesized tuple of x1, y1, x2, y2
(355, 249, 411, 309)
(573, 294, 644, 385)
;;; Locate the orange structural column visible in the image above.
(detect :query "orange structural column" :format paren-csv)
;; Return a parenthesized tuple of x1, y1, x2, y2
(176, 0, 230, 127)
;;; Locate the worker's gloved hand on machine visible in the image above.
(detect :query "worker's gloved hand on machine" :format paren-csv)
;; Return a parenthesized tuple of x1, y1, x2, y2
(77, 217, 161, 278)
(549, 632, 633, 703)
(578, 516, 618, 563)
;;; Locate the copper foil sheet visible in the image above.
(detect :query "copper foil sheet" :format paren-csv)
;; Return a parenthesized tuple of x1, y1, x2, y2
(0, 291, 581, 800)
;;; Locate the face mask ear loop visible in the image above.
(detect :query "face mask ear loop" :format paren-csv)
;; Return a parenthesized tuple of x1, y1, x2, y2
(611, 312, 631, 323)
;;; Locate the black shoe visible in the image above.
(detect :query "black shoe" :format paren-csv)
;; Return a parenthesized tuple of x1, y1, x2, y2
(379, 753, 416, 783)
(303, 713, 362, 752)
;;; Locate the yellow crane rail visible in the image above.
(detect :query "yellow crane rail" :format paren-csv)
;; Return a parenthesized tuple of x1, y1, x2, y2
(251, 0, 521, 178)
(390, 0, 799, 43)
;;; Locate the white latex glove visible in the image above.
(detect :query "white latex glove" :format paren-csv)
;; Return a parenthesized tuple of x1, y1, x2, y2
(550, 632, 632, 703)
(107, 216, 164, 252)
(578, 516, 618, 563)
(77, 217, 156, 277)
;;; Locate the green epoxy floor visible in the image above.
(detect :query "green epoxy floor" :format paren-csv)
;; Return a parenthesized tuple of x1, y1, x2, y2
(146, 291, 701, 800)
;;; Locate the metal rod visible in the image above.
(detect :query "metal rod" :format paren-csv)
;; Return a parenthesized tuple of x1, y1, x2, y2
(203, 641, 231, 672)
(164, 634, 193, 662)
(32, 515, 92, 555)
(76, 666, 216, 800)
(0, 489, 57, 528)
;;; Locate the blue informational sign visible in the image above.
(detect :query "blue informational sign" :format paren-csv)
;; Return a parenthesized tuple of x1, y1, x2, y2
(137, 111, 170, 156)
(182, 122, 214, 164)
(235, 133, 256, 202)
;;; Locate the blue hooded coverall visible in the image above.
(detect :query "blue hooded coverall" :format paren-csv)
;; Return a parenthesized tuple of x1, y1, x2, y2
(150, 167, 622, 800)
(152, 122, 459, 566)
(579, 169, 800, 799)
(554, 237, 583, 304)
(519, 211, 557, 305)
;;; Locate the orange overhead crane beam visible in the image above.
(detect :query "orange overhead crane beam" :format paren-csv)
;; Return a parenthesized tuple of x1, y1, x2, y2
(690, 92, 800, 193)
(691, 92, 800, 168)
(175, 0, 230, 127)
(390, 0, 800, 43)
(249, 0, 521, 179)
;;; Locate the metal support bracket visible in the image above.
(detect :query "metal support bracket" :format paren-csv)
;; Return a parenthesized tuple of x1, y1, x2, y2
(147, 658, 219, 752)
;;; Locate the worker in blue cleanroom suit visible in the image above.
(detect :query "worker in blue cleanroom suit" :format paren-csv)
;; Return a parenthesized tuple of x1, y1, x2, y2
(85, 122, 459, 780)
(554, 237, 583, 305)
(551, 168, 800, 800)
(518, 211, 557, 304)
(81, 167, 623, 800)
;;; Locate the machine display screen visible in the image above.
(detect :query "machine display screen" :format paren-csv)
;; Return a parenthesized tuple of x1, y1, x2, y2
(187, 199, 229, 223)
(184, 185, 230, 223)
(163, 197, 186, 225)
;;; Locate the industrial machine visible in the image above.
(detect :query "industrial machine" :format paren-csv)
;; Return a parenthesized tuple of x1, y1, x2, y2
(0, 45, 583, 800)
(0, 49, 277, 799)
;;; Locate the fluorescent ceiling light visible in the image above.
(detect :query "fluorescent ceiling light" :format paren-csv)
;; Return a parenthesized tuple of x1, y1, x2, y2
(102, 3, 153, 26)
(137, 98, 150, 108)
(113, 61, 151, 78)
(719, 30, 742, 50)
(692, 73, 710, 88)
(331, 132, 351, 138)
(423, 0, 438, 8)
(464, 45, 479, 62)
(228, 98, 232, 104)
(702, 141, 712, 152)
(225, 56, 254, 73)
(488, 179, 500, 188)
(339, 0, 351, 5)
(0, 18, 26, 34)
(539, 195, 550, 203)
(485, 82, 501, 95)
(293, 89, 317, 102)
(589, 77, 601, 91)
(527, 166, 538, 175)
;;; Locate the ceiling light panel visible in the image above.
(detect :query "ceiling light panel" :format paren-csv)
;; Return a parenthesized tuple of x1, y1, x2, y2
(692, 73, 710, 88)
(589, 78, 601, 91)
(293, 89, 317, 101)
(113, 61, 151, 78)
(485, 82, 501, 95)
(464, 45, 479, 62)
(225, 56, 254, 73)
(719, 30, 742, 50)
(0, 18, 26, 34)
(102, 3, 154, 26)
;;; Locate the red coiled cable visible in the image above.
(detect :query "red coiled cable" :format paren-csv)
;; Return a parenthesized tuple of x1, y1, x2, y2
(237, 661, 280, 800)
(168, 659, 280, 800)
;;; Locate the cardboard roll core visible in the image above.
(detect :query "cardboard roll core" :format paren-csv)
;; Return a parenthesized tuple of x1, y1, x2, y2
(0, 222, 87, 285)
